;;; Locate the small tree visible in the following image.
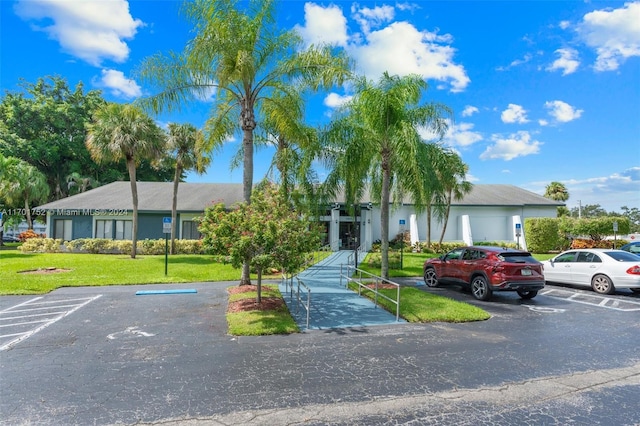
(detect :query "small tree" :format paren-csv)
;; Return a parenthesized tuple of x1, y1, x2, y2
(199, 181, 321, 303)
(85, 103, 166, 259)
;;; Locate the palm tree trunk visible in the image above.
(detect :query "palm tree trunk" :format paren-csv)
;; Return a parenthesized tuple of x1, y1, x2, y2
(438, 191, 453, 245)
(127, 158, 138, 259)
(24, 198, 33, 230)
(240, 99, 256, 285)
(426, 204, 432, 248)
(380, 156, 391, 280)
(171, 164, 181, 255)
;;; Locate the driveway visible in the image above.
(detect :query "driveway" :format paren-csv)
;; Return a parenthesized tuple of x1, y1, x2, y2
(1, 281, 639, 425)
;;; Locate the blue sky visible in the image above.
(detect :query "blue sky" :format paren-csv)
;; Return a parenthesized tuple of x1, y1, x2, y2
(1, 0, 639, 212)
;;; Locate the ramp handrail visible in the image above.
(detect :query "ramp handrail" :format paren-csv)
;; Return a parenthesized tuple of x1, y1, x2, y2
(339, 264, 401, 321)
(281, 276, 311, 329)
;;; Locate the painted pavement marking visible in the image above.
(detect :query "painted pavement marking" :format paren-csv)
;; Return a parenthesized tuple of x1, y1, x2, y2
(540, 288, 640, 312)
(0, 295, 102, 351)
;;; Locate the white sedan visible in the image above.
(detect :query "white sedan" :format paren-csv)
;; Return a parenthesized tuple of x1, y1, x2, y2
(542, 249, 640, 295)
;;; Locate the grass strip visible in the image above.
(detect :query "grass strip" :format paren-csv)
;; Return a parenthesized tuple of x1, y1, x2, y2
(226, 285, 299, 335)
(349, 283, 490, 323)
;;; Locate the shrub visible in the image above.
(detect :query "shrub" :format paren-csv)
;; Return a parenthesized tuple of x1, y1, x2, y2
(524, 218, 562, 253)
(19, 238, 63, 253)
(18, 229, 45, 242)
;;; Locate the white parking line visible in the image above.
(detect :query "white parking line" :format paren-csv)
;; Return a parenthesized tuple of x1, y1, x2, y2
(540, 288, 640, 311)
(0, 295, 102, 351)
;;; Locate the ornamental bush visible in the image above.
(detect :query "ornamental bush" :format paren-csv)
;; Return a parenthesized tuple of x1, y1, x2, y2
(19, 238, 63, 253)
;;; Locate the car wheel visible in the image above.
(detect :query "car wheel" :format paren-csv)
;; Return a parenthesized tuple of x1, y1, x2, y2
(591, 274, 615, 295)
(471, 276, 492, 301)
(517, 289, 538, 300)
(423, 267, 439, 287)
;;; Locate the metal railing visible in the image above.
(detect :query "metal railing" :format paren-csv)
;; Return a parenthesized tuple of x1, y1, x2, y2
(339, 264, 401, 321)
(282, 274, 311, 329)
(346, 245, 367, 267)
(279, 244, 331, 329)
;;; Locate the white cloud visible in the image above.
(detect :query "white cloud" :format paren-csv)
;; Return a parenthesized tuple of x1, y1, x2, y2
(324, 92, 353, 108)
(351, 4, 395, 34)
(577, 1, 640, 71)
(350, 21, 469, 91)
(560, 167, 640, 211)
(559, 20, 571, 30)
(461, 105, 479, 117)
(297, 3, 469, 92)
(547, 48, 580, 75)
(294, 3, 349, 47)
(501, 104, 529, 124)
(93, 69, 141, 99)
(539, 119, 549, 126)
(544, 100, 583, 123)
(14, 0, 143, 66)
(443, 122, 483, 147)
(419, 121, 482, 148)
(480, 131, 542, 161)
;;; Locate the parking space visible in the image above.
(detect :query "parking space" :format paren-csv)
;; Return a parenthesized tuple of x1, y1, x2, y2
(541, 287, 640, 311)
(0, 294, 102, 351)
(1, 281, 639, 426)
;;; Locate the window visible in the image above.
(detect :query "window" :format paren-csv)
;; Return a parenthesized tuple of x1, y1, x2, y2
(95, 220, 112, 239)
(115, 220, 132, 240)
(182, 220, 201, 240)
(53, 219, 72, 241)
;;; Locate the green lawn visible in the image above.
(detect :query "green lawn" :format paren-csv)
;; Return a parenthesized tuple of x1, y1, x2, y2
(0, 251, 253, 295)
(348, 283, 490, 323)
(226, 285, 299, 335)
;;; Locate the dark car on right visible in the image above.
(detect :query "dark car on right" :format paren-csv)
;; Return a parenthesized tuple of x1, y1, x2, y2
(423, 246, 545, 301)
(620, 241, 640, 255)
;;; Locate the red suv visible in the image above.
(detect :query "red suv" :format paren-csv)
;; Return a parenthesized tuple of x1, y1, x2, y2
(423, 246, 545, 301)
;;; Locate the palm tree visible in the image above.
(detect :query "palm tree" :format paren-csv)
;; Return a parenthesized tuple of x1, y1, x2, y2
(416, 142, 447, 248)
(66, 172, 98, 195)
(166, 123, 210, 254)
(322, 73, 451, 279)
(85, 103, 166, 259)
(0, 158, 49, 230)
(544, 181, 569, 202)
(436, 151, 472, 245)
(136, 0, 352, 284)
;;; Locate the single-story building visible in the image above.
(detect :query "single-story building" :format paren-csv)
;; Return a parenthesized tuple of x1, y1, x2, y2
(35, 181, 563, 251)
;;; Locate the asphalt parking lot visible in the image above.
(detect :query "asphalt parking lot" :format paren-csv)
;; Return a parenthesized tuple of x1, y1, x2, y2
(1, 281, 639, 425)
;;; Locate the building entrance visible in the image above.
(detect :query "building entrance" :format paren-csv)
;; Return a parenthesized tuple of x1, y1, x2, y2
(339, 220, 360, 250)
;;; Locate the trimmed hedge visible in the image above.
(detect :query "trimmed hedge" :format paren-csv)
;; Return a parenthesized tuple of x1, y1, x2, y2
(19, 238, 205, 254)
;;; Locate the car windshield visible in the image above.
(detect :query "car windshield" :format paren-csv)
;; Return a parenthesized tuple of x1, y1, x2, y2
(604, 251, 640, 262)
(497, 252, 538, 263)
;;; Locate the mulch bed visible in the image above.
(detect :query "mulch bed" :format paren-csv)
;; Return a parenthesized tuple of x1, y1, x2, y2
(365, 282, 398, 290)
(19, 267, 71, 274)
(227, 285, 286, 313)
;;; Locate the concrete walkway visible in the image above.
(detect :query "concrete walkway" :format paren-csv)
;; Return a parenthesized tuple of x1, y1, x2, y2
(279, 251, 405, 330)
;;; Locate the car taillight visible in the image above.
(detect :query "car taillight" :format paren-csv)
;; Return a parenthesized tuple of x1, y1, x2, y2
(626, 265, 640, 275)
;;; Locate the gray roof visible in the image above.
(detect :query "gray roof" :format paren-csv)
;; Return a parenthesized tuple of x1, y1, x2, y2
(37, 181, 245, 213)
(448, 184, 563, 207)
(36, 182, 562, 213)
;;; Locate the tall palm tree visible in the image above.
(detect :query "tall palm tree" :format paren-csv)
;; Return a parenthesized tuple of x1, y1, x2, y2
(416, 142, 447, 248)
(136, 0, 352, 284)
(0, 158, 49, 230)
(166, 123, 210, 254)
(85, 103, 166, 259)
(322, 73, 451, 279)
(436, 151, 472, 245)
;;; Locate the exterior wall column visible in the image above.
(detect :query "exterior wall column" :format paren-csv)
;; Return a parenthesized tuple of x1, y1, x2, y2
(330, 207, 340, 251)
(462, 214, 473, 246)
(512, 215, 526, 250)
